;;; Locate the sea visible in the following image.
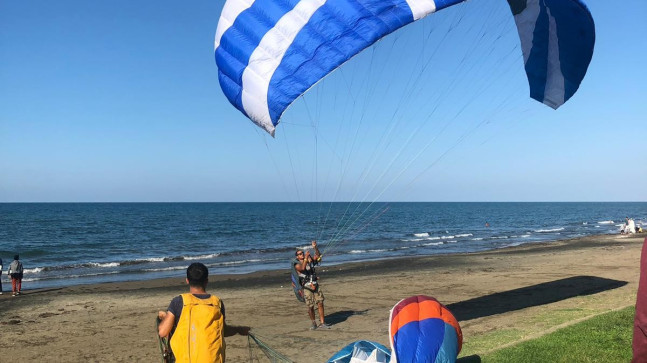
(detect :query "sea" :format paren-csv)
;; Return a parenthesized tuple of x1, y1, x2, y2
(0, 202, 645, 290)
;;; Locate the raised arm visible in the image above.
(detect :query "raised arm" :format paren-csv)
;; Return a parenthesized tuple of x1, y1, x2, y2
(312, 240, 321, 261)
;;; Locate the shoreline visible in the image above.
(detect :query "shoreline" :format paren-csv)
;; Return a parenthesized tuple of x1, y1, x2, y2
(1, 233, 645, 361)
(5, 232, 639, 295)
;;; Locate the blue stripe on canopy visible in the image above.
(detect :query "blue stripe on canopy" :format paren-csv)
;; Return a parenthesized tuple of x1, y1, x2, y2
(267, 0, 415, 123)
(508, 0, 595, 108)
(434, 0, 467, 11)
(327, 340, 391, 363)
(392, 318, 447, 362)
(216, 0, 301, 118)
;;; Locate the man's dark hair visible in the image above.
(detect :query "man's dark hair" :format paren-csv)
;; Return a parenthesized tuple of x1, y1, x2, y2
(186, 262, 209, 288)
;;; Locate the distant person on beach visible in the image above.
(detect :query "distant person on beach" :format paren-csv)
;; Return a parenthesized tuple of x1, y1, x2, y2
(0, 257, 3, 295)
(158, 262, 249, 362)
(294, 240, 330, 330)
(624, 217, 637, 234)
(485, 222, 490, 227)
(8, 255, 23, 296)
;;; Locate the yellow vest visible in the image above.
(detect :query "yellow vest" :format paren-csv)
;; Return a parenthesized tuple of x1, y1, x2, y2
(170, 293, 225, 363)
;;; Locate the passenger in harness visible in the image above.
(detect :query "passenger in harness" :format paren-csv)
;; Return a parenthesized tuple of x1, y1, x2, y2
(294, 240, 330, 330)
(158, 262, 250, 362)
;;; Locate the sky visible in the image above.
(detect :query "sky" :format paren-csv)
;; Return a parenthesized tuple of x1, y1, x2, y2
(1, 0, 645, 202)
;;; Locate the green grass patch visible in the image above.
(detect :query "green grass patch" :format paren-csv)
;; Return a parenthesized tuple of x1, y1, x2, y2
(526, 307, 590, 328)
(480, 306, 634, 363)
(459, 329, 523, 357)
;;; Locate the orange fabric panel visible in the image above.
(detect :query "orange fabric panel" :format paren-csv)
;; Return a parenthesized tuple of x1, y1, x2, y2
(390, 299, 461, 340)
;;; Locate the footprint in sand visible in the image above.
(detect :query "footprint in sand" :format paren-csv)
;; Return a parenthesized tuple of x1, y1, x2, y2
(39, 312, 58, 318)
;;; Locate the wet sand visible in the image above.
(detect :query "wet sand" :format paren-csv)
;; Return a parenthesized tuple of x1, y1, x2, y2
(0, 234, 644, 362)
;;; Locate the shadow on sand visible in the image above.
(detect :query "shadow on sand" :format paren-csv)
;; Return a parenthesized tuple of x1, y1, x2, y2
(326, 309, 369, 325)
(447, 275, 627, 322)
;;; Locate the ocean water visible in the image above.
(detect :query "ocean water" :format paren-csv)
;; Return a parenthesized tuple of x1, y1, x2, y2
(0, 202, 645, 290)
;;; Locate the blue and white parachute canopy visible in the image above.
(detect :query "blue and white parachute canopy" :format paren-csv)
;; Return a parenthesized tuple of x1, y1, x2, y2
(215, 0, 595, 136)
(327, 340, 391, 363)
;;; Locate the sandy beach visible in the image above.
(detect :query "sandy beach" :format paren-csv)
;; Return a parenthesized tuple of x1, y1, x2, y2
(0, 233, 644, 362)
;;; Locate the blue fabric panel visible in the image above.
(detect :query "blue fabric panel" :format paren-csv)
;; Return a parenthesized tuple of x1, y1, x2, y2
(327, 340, 391, 363)
(327, 342, 355, 362)
(216, 0, 301, 117)
(524, 1, 549, 103)
(393, 318, 446, 362)
(546, 0, 595, 103)
(266, 0, 415, 124)
(434, 0, 467, 11)
(522, 0, 595, 107)
(434, 322, 460, 363)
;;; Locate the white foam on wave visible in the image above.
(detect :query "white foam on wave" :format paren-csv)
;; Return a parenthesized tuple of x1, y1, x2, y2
(403, 238, 425, 242)
(23, 267, 43, 274)
(135, 257, 165, 263)
(143, 266, 186, 272)
(185, 253, 220, 261)
(598, 220, 614, 224)
(414, 232, 429, 237)
(472, 237, 484, 241)
(89, 262, 121, 268)
(455, 233, 473, 238)
(349, 250, 365, 254)
(218, 258, 261, 266)
(368, 249, 388, 253)
(427, 236, 441, 241)
(423, 241, 443, 246)
(535, 227, 564, 233)
(21, 270, 120, 282)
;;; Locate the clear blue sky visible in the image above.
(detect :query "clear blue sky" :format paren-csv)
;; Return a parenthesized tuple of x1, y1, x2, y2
(1, 0, 645, 202)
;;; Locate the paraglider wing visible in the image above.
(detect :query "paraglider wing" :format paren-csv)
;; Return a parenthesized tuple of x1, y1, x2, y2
(214, 0, 595, 135)
(214, 0, 466, 136)
(389, 295, 462, 363)
(506, 0, 595, 109)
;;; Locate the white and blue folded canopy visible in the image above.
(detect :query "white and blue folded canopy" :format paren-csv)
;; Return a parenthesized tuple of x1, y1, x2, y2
(215, 0, 595, 136)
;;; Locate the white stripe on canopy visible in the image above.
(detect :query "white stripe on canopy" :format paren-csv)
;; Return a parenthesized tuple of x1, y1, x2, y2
(241, 0, 327, 136)
(406, 0, 437, 20)
(214, 0, 256, 50)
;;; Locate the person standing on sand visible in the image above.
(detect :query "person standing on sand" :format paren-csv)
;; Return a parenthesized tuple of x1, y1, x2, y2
(0, 257, 3, 295)
(158, 262, 250, 363)
(294, 240, 330, 330)
(8, 255, 23, 297)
